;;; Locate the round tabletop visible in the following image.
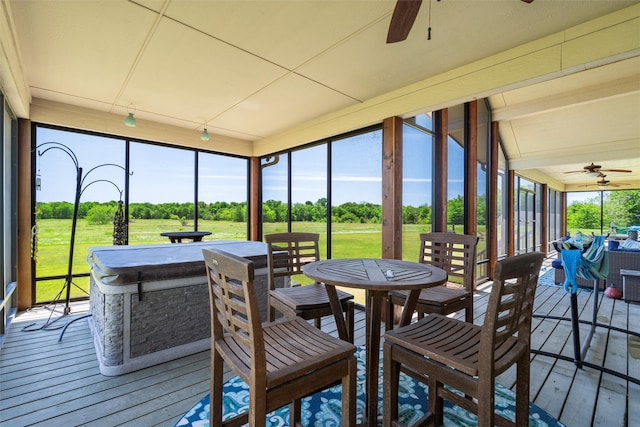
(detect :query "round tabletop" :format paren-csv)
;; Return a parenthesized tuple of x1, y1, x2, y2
(302, 258, 447, 291)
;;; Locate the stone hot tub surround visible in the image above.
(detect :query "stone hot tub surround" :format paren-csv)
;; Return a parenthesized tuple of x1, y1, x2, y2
(87, 240, 273, 376)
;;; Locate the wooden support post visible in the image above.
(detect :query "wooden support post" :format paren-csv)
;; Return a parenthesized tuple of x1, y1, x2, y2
(464, 101, 477, 236)
(489, 121, 499, 278)
(17, 119, 33, 310)
(541, 183, 548, 254)
(507, 170, 515, 257)
(249, 157, 261, 241)
(382, 117, 404, 324)
(382, 117, 403, 260)
(433, 109, 448, 232)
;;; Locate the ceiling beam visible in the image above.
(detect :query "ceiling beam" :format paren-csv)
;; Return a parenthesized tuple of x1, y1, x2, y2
(492, 71, 640, 122)
(509, 138, 640, 170)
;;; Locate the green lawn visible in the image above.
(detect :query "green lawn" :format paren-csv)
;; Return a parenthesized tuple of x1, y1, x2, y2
(33, 219, 484, 305)
(34, 218, 252, 302)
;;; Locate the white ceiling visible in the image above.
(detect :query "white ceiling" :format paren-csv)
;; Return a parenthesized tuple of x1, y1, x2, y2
(491, 55, 640, 191)
(3, 0, 640, 190)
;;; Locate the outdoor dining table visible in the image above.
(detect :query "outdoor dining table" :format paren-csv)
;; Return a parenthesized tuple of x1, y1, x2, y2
(302, 258, 447, 426)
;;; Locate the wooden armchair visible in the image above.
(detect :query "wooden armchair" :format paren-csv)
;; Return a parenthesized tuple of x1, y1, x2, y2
(386, 232, 479, 329)
(203, 248, 357, 427)
(383, 252, 544, 427)
(266, 232, 355, 343)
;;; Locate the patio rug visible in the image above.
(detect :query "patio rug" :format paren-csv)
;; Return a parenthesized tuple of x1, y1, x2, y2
(174, 347, 565, 427)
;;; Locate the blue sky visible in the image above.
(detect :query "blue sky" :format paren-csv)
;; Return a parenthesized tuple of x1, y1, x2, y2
(36, 130, 126, 203)
(566, 191, 601, 206)
(36, 126, 467, 207)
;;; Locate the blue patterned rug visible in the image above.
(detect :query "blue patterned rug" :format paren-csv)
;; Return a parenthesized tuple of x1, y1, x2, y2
(175, 347, 564, 426)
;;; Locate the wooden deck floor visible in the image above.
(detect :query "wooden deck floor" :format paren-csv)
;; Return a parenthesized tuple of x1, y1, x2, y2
(1, 267, 638, 426)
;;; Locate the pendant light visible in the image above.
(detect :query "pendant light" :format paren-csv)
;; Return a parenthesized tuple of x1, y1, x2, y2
(200, 122, 210, 141)
(124, 104, 137, 127)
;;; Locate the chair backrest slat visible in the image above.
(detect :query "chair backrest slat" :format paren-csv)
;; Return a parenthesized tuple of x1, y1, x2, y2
(266, 232, 321, 285)
(419, 232, 479, 290)
(203, 248, 265, 372)
(479, 252, 544, 370)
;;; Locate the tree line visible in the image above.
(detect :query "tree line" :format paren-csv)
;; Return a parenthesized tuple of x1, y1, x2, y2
(34, 189, 640, 233)
(36, 198, 481, 225)
(567, 190, 640, 230)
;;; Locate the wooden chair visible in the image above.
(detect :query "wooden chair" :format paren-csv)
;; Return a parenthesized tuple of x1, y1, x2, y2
(386, 232, 479, 329)
(266, 232, 355, 343)
(203, 248, 357, 427)
(382, 252, 545, 427)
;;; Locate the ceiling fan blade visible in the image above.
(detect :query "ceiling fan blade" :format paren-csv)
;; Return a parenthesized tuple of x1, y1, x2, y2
(386, 0, 530, 44)
(600, 168, 632, 173)
(387, 0, 423, 43)
(562, 162, 631, 174)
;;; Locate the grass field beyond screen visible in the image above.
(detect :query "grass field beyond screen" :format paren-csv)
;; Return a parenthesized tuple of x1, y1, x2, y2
(33, 219, 474, 305)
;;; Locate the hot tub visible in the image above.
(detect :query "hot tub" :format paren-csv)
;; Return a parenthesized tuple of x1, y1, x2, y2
(87, 240, 273, 376)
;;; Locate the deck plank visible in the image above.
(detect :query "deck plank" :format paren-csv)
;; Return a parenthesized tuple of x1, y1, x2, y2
(529, 287, 578, 418)
(625, 302, 640, 426)
(592, 292, 631, 427)
(554, 289, 606, 426)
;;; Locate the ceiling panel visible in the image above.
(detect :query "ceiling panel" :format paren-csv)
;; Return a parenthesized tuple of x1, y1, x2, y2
(162, 0, 395, 70)
(12, 0, 156, 111)
(212, 72, 359, 138)
(123, 16, 291, 127)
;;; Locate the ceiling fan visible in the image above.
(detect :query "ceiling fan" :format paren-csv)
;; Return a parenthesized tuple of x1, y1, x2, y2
(580, 173, 630, 188)
(386, 0, 534, 43)
(564, 162, 633, 176)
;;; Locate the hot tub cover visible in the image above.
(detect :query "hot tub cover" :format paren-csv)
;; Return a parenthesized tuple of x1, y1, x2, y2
(87, 240, 268, 286)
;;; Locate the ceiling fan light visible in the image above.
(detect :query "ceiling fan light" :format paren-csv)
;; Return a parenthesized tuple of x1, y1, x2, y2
(124, 112, 137, 127)
(200, 128, 210, 141)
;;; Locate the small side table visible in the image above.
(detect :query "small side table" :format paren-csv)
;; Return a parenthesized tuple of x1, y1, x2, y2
(621, 269, 640, 303)
(160, 231, 211, 243)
